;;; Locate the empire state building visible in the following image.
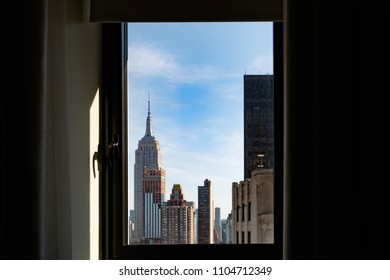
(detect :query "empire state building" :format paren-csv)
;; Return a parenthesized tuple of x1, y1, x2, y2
(133, 99, 165, 243)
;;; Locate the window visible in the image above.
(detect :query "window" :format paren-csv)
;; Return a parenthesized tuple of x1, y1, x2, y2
(98, 1, 283, 260)
(248, 202, 252, 221)
(127, 22, 273, 246)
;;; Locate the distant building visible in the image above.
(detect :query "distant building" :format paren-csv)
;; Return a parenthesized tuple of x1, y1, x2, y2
(244, 74, 274, 179)
(133, 98, 165, 243)
(221, 219, 227, 243)
(129, 210, 135, 224)
(197, 179, 213, 244)
(143, 168, 165, 243)
(161, 184, 194, 244)
(128, 217, 134, 244)
(221, 213, 233, 244)
(128, 210, 135, 243)
(194, 208, 198, 243)
(225, 212, 233, 244)
(232, 168, 274, 244)
(214, 207, 222, 244)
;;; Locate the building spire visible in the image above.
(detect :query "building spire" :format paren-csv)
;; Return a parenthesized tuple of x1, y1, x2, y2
(148, 92, 151, 117)
(144, 92, 154, 138)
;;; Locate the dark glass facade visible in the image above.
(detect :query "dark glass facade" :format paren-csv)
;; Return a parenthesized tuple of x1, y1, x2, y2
(244, 74, 274, 179)
(197, 179, 212, 244)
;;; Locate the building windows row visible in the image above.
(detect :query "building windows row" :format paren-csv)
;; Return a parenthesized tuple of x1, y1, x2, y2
(236, 231, 252, 244)
(236, 203, 252, 222)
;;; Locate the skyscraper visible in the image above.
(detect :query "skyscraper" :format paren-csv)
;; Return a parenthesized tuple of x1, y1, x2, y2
(197, 179, 213, 244)
(225, 212, 233, 244)
(128, 210, 135, 244)
(161, 184, 194, 244)
(133, 98, 165, 243)
(214, 207, 221, 244)
(243, 74, 274, 179)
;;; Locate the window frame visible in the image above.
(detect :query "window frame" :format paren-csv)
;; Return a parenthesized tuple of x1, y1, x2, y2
(100, 21, 283, 260)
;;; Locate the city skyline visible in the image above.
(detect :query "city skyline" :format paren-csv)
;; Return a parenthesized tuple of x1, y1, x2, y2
(127, 22, 274, 220)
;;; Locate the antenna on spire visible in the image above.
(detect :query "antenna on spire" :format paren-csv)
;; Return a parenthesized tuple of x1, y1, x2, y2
(144, 92, 154, 137)
(148, 92, 151, 116)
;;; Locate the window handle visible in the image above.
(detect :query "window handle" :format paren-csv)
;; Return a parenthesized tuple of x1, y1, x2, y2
(92, 144, 102, 178)
(108, 134, 120, 167)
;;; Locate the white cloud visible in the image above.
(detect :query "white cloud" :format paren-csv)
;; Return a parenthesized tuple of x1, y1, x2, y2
(128, 43, 224, 83)
(129, 43, 181, 79)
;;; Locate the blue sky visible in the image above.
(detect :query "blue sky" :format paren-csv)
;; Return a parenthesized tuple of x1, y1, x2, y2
(127, 22, 273, 219)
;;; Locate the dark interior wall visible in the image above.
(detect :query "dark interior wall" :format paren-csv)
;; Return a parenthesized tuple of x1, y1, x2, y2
(285, 0, 389, 259)
(4, 0, 100, 259)
(5, 0, 48, 259)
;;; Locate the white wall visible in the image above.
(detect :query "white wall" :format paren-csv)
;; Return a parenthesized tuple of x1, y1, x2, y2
(66, 0, 101, 259)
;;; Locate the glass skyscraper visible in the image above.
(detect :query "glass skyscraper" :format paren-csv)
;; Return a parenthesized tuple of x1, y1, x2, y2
(243, 74, 274, 179)
(197, 179, 213, 244)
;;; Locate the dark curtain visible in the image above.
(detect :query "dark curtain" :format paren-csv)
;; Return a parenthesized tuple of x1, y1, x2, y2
(4, 0, 72, 259)
(284, 0, 389, 259)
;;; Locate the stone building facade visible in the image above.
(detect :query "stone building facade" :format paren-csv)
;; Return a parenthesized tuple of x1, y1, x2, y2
(232, 168, 274, 244)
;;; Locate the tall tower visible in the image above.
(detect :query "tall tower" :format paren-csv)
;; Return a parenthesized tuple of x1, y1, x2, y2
(197, 179, 213, 244)
(134, 97, 165, 243)
(161, 184, 194, 244)
(243, 74, 274, 179)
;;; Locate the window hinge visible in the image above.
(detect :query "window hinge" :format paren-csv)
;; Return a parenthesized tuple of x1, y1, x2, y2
(108, 134, 120, 167)
(92, 144, 102, 178)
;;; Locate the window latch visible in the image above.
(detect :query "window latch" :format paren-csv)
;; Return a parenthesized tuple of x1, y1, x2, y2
(92, 144, 102, 178)
(108, 134, 120, 167)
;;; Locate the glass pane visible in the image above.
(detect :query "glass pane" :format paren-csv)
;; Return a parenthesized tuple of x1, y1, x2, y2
(127, 22, 274, 244)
